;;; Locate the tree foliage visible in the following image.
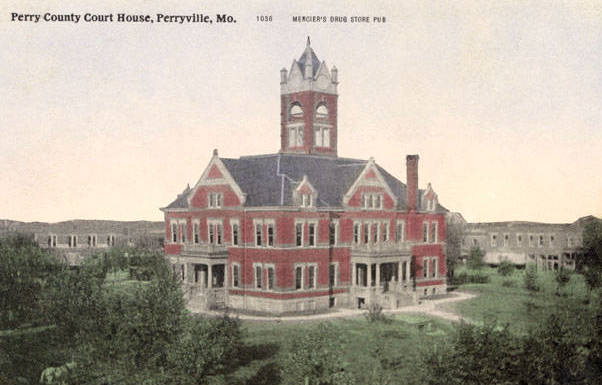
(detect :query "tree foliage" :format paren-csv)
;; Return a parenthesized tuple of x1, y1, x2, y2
(281, 323, 355, 385)
(467, 246, 485, 270)
(524, 263, 539, 292)
(497, 260, 515, 277)
(579, 218, 602, 294)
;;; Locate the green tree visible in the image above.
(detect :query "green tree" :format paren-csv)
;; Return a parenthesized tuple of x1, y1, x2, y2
(281, 323, 355, 385)
(445, 215, 465, 280)
(169, 315, 243, 385)
(524, 263, 539, 292)
(554, 268, 571, 296)
(497, 260, 515, 277)
(579, 217, 602, 298)
(467, 246, 484, 270)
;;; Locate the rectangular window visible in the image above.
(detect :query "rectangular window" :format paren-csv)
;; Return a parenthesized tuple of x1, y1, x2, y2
(216, 224, 222, 245)
(329, 264, 336, 286)
(364, 223, 369, 244)
(171, 223, 177, 243)
(396, 221, 405, 243)
(323, 128, 330, 147)
(538, 235, 544, 247)
(88, 235, 97, 247)
(423, 258, 428, 278)
(232, 264, 240, 288)
(309, 223, 316, 246)
(353, 223, 360, 244)
(308, 266, 316, 289)
(491, 234, 497, 248)
(208, 193, 223, 208)
(296, 223, 303, 246)
(423, 222, 428, 243)
(181, 223, 186, 243)
(232, 224, 239, 245)
(216, 193, 222, 207)
(431, 222, 438, 243)
(267, 224, 274, 247)
(295, 266, 303, 290)
(194, 223, 200, 244)
(383, 223, 389, 242)
(256, 224, 263, 246)
(267, 267, 275, 290)
(289, 127, 296, 147)
(432, 258, 437, 278)
(209, 225, 214, 244)
(329, 221, 336, 245)
(373, 223, 378, 243)
(517, 234, 522, 246)
(314, 128, 322, 147)
(503, 234, 509, 247)
(255, 265, 262, 289)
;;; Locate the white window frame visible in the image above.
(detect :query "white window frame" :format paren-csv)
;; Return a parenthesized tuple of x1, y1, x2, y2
(353, 222, 361, 244)
(308, 221, 318, 247)
(516, 233, 523, 246)
(193, 220, 200, 244)
(423, 222, 428, 243)
(432, 257, 438, 278)
(208, 192, 223, 208)
(87, 234, 97, 248)
(207, 219, 224, 245)
(68, 234, 78, 248)
(231, 263, 240, 288)
(383, 221, 389, 242)
(253, 263, 263, 289)
(294, 264, 304, 290)
(295, 220, 305, 247)
(538, 234, 544, 248)
(307, 263, 318, 289)
(431, 221, 438, 243)
(254, 221, 263, 247)
(423, 257, 429, 278)
(230, 219, 240, 246)
(361, 193, 384, 210)
(266, 264, 276, 291)
(288, 123, 304, 147)
(328, 219, 339, 246)
(396, 220, 405, 243)
(48, 234, 57, 248)
(490, 233, 498, 248)
(329, 262, 339, 287)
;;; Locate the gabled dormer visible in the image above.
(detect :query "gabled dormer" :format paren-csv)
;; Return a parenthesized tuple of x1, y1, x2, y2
(423, 183, 438, 212)
(293, 175, 317, 208)
(343, 158, 397, 209)
(187, 149, 246, 209)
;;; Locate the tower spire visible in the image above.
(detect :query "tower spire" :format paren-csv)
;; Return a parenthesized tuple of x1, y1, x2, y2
(306, 36, 310, 47)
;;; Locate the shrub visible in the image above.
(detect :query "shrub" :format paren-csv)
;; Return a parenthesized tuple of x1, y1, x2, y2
(524, 264, 539, 292)
(497, 260, 515, 277)
(451, 271, 490, 285)
(467, 247, 485, 270)
(364, 303, 389, 323)
(502, 279, 514, 288)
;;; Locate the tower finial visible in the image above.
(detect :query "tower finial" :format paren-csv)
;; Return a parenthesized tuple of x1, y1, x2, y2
(306, 36, 310, 47)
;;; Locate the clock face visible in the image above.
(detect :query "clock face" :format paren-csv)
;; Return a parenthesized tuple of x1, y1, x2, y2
(316, 75, 329, 90)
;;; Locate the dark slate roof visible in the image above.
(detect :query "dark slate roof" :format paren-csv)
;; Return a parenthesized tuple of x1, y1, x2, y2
(297, 47, 321, 78)
(165, 153, 449, 212)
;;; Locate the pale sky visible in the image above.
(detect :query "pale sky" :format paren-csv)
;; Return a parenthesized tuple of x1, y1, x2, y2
(1, 0, 601, 223)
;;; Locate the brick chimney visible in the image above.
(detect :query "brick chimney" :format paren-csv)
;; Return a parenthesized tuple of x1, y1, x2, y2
(406, 155, 419, 211)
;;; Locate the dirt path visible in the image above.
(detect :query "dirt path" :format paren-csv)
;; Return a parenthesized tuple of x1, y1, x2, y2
(199, 291, 476, 323)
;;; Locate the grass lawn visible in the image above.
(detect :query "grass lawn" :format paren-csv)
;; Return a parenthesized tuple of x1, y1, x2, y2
(228, 313, 455, 385)
(442, 265, 596, 334)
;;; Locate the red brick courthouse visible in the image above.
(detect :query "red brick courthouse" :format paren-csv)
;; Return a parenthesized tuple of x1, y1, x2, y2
(162, 39, 448, 313)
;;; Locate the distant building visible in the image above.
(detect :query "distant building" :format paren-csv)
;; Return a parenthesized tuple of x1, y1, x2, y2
(1, 220, 164, 265)
(461, 216, 596, 270)
(161, 39, 448, 314)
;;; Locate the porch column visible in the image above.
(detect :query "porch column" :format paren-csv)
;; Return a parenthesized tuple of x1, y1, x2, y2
(351, 263, 356, 287)
(398, 261, 402, 282)
(405, 260, 411, 283)
(224, 263, 229, 289)
(208, 264, 213, 288)
(375, 263, 380, 287)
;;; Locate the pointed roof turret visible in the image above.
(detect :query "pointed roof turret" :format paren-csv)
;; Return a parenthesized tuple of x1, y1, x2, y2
(298, 36, 320, 79)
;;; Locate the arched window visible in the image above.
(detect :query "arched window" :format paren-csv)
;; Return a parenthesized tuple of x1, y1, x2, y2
(290, 103, 303, 118)
(316, 104, 328, 118)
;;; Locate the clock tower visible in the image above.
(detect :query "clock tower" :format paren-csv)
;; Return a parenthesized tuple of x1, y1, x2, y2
(280, 37, 339, 157)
